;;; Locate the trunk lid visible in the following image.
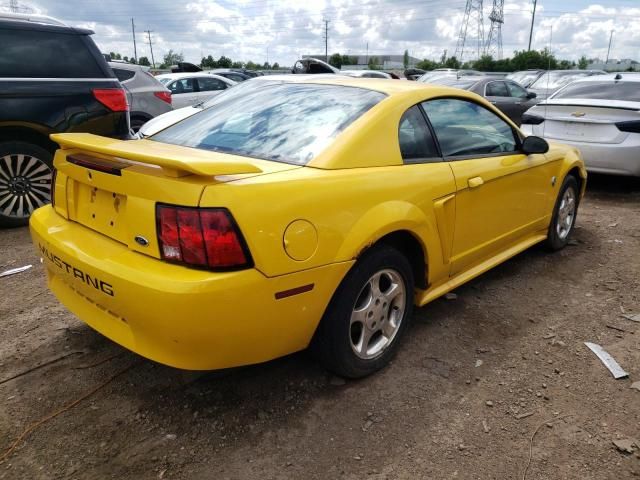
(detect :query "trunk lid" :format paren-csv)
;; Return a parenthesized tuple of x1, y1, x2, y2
(50, 133, 299, 259)
(531, 100, 640, 144)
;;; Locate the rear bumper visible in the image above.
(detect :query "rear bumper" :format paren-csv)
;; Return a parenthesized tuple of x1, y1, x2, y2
(523, 126, 640, 177)
(30, 205, 352, 370)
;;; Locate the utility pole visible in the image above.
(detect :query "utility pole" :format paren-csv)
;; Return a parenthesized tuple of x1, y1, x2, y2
(605, 30, 614, 64)
(366, 42, 369, 65)
(528, 0, 537, 51)
(323, 19, 330, 62)
(146, 30, 155, 68)
(131, 18, 137, 63)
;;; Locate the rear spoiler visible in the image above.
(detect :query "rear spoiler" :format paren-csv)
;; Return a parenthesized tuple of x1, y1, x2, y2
(50, 133, 262, 177)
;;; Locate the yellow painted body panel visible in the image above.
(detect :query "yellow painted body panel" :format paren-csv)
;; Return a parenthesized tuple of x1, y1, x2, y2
(32, 76, 587, 370)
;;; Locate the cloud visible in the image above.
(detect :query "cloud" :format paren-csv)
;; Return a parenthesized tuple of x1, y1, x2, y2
(6, 0, 639, 66)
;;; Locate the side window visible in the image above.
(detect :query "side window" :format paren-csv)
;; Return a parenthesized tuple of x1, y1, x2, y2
(506, 81, 528, 99)
(485, 81, 509, 97)
(168, 78, 195, 94)
(113, 68, 135, 82)
(198, 77, 228, 91)
(0, 29, 104, 78)
(398, 106, 440, 164)
(422, 98, 518, 157)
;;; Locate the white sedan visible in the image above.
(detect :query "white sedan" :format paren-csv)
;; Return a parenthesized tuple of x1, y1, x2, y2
(156, 72, 236, 109)
(521, 73, 640, 177)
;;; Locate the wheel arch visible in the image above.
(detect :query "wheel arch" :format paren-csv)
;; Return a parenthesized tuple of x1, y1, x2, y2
(335, 200, 442, 290)
(0, 125, 58, 154)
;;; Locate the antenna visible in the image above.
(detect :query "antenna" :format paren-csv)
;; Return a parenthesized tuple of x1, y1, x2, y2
(486, 0, 504, 59)
(455, 0, 484, 63)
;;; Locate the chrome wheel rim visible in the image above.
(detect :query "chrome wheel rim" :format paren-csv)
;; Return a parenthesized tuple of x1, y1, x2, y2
(0, 154, 52, 219)
(556, 187, 576, 240)
(349, 269, 406, 360)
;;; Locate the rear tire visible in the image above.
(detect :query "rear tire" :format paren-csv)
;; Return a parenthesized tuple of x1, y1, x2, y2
(312, 245, 415, 378)
(0, 141, 53, 228)
(545, 175, 579, 251)
(129, 116, 147, 133)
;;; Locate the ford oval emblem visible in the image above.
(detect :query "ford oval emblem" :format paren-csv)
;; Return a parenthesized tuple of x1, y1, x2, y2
(134, 235, 149, 247)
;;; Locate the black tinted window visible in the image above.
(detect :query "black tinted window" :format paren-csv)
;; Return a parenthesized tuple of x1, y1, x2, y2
(0, 29, 103, 78)
(113, 68, 135, 82)
(422, 99, 517, 157)
(485, 81, 509, 97)
(152, 83, 385, 165)
(198, 77, 227, 91)
(398, 106, 440, 163)
(553, 81, 640, 102)
(168, 78, 195, 93)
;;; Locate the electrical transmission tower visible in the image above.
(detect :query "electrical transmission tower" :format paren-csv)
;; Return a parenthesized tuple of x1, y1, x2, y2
(455, 0, 484, 62)
(485, 0, 504, 59)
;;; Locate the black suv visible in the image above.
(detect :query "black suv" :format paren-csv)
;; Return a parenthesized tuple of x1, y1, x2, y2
(0, 14, 129, 227)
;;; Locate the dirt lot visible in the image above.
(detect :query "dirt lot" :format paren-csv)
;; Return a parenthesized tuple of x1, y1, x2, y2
(1, 174, 639, 480)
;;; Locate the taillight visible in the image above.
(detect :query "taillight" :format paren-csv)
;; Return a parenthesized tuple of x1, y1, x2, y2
(615, 120, 640, 133)
(521, 113, 545, 125)
(50, 167, 57, 207)
(93, 88, 129, 112)
(154, 91, 172, 104)
(156, 205, 252, 270)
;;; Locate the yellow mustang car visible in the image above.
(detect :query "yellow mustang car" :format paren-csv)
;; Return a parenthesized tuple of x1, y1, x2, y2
(30, 75, 586, 378)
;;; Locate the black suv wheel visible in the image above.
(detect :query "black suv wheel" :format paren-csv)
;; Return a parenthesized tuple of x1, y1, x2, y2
(0, 141, 53, 227)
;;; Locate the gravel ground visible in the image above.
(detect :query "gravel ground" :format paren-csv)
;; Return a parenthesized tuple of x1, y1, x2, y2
(0, 174, 639, 480)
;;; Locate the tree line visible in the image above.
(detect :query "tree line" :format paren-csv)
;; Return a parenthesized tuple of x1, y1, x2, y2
(108, 50, 282, 70)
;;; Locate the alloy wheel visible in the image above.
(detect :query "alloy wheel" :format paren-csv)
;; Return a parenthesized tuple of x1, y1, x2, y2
(349, 268, 406, 360)
(0, 154, 52, 220)
(556, 187, 576, 240)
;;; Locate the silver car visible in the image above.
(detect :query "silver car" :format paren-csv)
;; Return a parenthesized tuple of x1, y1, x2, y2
(108, 61, 172, 131)
(155, 73, 236, 109)
(521, 73, 640, 177)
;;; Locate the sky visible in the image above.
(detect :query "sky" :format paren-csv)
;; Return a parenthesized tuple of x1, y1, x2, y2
(5, 0, 640, 66)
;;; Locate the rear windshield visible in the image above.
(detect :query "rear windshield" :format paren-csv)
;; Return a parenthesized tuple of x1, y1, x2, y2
(507, 71, 539, 86)
(553, 81, 640, 102)
(530, 72, 589, 90)
(0, 29, 104, 78)
(151, 83, 386, 165)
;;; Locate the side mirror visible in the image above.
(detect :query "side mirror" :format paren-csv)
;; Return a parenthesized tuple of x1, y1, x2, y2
(526, 91, 537, 99)
(522, 135, 549, 155)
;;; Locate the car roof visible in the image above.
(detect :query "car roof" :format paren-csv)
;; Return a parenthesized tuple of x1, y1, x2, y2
(108, 61, 149, 72)
(156, 72, 231, 80)
(248, 74, 485, 97)
(0, 13, 93, 35)
(562, 73, 640, 83)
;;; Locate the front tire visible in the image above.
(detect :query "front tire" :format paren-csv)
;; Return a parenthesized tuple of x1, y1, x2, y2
(313, 245, 415, 378)
(0, 141, 53, 228)
(545, 175, 579, 251)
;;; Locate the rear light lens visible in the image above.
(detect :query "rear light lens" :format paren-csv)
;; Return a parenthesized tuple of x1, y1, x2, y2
(154, 91, 172, 104)
(615, 120, 640, 133)
(156, 205, 252, 270)
(521, 113, 545, 125)
(92, 88, 129, 112)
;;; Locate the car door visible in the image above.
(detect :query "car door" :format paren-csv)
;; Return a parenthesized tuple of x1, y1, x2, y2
(485, 80, 520, 123)
(421, 98, 554, 276)
(196, 77, 229, 103)
(505, 80, 537, 125)
(167, 78, 199, 108)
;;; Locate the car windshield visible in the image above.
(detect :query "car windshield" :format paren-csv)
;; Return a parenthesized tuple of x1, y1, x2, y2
(552, 81, 640, 102)
(428, 77, 478, 89)
(507, 71, 539, 86)
(151, 83, 386, 165)
(530, 72, 588, 90)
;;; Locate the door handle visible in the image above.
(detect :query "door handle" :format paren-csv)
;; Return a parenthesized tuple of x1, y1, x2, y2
(468, 176, 484, 188)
